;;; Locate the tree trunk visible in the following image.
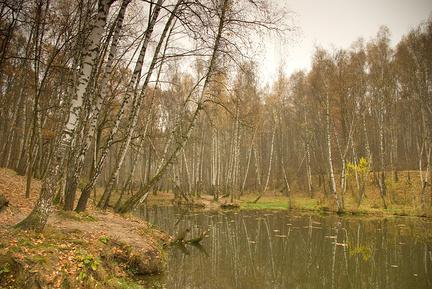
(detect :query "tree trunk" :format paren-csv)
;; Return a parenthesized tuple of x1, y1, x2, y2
(241, 126, 257, 195)
(75, 0, 163, 212)
(326, 93, 343, 212)
(117, 0, 229, 214)
(98, 0, 173, 208)
(378, 103, 388, 209)
(253, 120, 276, 203)
(15, 0, 113, 230)
(63, 0, 131, 211)
(114, 138, 144, 210)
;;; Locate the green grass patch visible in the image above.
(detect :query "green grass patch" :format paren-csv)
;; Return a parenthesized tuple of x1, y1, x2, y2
(236, 193, 432, 218)
(57, 210, 98, 222)
(241, 201, 288, 210)
(291, 197, 322, 211)
(239, 195, 288, 210)
(99, 236, 110, 244)
(239, 195, 322, 212)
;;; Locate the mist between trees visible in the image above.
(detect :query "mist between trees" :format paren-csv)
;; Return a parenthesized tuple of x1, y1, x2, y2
(0, 0, 431, 230)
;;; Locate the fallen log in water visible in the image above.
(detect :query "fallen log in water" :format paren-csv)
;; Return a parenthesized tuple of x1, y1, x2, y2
(172, 228, 190, 243)
(185, 228, 210, 244)
(171, 228, 209, 245)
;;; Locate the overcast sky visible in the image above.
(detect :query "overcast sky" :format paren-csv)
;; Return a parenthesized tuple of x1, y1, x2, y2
(259, 0, 432, 85)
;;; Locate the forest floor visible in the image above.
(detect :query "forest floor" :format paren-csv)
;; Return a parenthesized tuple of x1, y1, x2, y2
(2, 168, 428, 287)
(237, 193, 432, 218)
(0, 168, 171, 289)
(143, 192, 432, 218)
(238, 171, 432, 218)
(139, 171, 432, 218)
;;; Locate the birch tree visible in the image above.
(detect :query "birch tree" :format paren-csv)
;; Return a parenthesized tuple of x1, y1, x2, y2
(16, 0, 114, 231)
(75, 0, 165, 212)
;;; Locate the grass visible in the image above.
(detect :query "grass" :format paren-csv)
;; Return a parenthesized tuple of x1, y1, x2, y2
(238, 195, 326, 214)
(241, 201, 289, 210)
(93, 170, 430, 219)
(234, 191, 432, 218)
(231, 170, 432, 218)
(91, 170, 431, 219)
(57, 210, 98, 222)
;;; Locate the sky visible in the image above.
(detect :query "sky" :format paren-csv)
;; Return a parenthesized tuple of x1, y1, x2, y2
(259, 0, 432, 85)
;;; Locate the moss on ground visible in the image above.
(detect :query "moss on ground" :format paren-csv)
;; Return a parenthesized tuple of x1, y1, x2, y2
(0, 226, 166, 289)
(234, 193, 432, 218)
(107, 277, 144, 289)
(0, 168, 171, 289)
(57, 210, 98, 222)
(210, 171, 430, 218)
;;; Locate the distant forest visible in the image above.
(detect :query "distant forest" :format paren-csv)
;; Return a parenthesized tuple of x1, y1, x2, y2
(0, 0, 431, 229)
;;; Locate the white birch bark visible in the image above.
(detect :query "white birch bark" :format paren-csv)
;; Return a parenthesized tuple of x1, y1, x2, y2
(117, 0, 229, 213)
(15, 0, 113, 231)
(326, 92, 342, 212)
(241, 126, 257, 194)
(64, 0, 112, 146)
(253, 119, 276, 203)
(75, 0, 164, 211)
(98, 0, 177, 208)
(64, 0, 131, 210)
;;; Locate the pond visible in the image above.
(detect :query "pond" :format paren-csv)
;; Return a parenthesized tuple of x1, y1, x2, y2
(137, 206, 432, 289)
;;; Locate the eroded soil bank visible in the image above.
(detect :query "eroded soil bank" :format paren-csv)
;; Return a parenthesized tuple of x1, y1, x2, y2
(0, 168, 170, 289)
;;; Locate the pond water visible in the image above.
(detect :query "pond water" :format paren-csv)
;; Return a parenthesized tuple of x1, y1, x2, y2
(137, 206, 432, 289)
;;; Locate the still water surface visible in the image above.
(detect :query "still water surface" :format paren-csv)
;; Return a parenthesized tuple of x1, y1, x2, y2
(137, 206, 432, 289)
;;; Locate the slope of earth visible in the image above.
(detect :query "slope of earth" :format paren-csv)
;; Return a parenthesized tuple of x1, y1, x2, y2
(0, 168, 170, 289)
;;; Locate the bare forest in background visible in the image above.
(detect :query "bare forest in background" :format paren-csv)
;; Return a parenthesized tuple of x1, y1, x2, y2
(0, 0, 431, 230)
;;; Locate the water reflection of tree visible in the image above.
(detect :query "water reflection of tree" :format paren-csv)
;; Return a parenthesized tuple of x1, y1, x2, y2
(138, 207, 432, 289)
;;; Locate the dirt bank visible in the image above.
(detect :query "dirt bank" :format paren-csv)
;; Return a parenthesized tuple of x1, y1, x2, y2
(0, 169, 170, 289)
